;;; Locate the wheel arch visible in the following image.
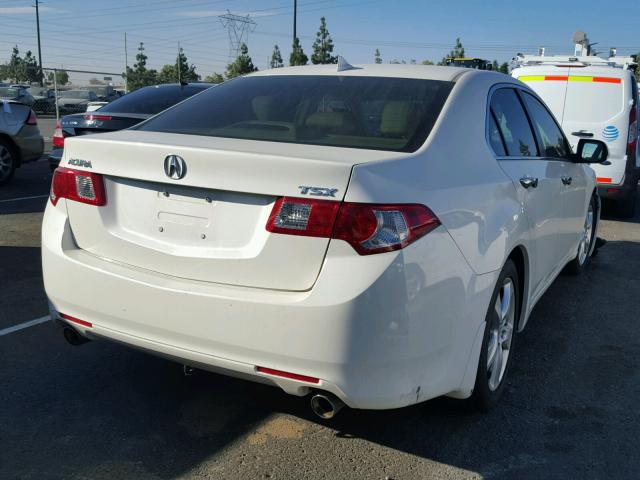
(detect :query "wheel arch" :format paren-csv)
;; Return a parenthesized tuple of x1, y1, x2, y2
(0, 133, 22, 165)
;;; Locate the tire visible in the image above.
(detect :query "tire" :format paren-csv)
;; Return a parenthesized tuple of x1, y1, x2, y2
(469, 259, 520, 410)
(565, 194, 598, 275)
(0, 139, 17, 185)
(614, 187, 636, 219)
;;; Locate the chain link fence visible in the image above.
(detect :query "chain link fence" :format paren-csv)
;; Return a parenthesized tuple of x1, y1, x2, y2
(33, 68, 126, 121)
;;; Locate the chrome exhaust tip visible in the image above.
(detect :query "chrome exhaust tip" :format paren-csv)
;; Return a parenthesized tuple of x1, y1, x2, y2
(63, 326, 90, 346)
(310, 392, 345, 419)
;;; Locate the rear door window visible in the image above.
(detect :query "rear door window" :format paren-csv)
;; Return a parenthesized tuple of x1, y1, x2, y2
(521, 92, 570, 159)
(564, 76, 624, 123)
(488, 113, 506, 156)
(137, 75, 454, 152)
(490, 88, 538, 157)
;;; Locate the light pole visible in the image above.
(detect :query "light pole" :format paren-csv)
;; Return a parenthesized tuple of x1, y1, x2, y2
(293, 0, 297, 44)
(34, 0, 44, 86)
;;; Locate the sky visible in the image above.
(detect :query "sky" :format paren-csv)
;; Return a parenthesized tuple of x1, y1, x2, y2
(0, 0, 638, 84)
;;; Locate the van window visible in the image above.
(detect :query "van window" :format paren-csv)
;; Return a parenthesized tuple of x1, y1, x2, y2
(564, 79, 624, 123)
(137, 75, 454, 152)
(521, 92, 570, 159)
(490, 88, 538, 157)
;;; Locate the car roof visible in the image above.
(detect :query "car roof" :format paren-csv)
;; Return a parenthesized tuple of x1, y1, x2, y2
(248, 64, 474, 82)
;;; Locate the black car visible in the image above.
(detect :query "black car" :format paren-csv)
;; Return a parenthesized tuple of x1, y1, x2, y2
(49, 82, 214, 170)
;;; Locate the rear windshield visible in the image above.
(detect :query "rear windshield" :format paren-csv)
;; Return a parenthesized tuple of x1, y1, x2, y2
(99, 84, 212, 115)
(137, 75, 454, 152)
(564, 80, 624, 123)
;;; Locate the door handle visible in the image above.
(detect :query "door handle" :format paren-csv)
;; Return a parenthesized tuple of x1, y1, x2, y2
(572, 130, 594, 138)
(561, 176, 572, 185)
(519, 176, 539, 189)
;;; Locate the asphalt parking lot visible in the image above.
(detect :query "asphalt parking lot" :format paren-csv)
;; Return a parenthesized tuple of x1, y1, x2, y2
(1, 159, 639, 480)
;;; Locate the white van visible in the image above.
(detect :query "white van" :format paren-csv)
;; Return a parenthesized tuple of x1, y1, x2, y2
(513, 55, 639, 216)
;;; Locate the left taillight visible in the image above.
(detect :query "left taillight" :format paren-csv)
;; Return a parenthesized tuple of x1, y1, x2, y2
(52, 121, 64, 148)
(266, 197, 440, 255)
(26, 109, 38, 125)
(50, 167, 106, 206)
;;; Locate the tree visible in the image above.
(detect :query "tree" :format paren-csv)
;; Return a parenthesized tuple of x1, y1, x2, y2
(22, 50, 40, 83)
(156, 64, 177, 84)
(374, 49, 382, 64)
(176, 47, 199, 82)
(270, 45, 284, 68)
(492, 60, 499, 71)
(440, 38, 465, 65)
(204, 73, 225, 84)
(226, 43, 257, 79)
(421, 60, 434, 65)
(47, 70, 69, 85)
(124, 42, 157, 90)
(311, 17, 337, 64)
(499, 62, 510, 74)
(289, 37, 308, 66)
(89, 77, 106, 85)
(6, 46, 24, 83)
(158, 47, 199, 84)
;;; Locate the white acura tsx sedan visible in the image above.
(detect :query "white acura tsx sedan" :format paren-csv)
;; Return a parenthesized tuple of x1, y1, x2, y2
(42, 63, 609, 417)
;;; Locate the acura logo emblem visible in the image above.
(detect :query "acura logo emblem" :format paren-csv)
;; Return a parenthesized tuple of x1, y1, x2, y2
(164, 154, 187, 180)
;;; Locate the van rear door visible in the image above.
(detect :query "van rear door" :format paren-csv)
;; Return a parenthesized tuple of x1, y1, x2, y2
(562, 70, 629, 184)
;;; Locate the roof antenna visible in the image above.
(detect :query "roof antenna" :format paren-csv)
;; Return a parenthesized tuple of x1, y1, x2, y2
(337, 56, 359, 72)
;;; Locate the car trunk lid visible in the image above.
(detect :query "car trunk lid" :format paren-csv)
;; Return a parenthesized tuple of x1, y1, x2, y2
(61, 130, 394, 291)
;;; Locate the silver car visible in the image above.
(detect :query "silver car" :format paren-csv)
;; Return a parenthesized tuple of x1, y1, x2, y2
(57, 90, 98, 114)
(0, 101, 44, 184)
(0, 86, 35, 108)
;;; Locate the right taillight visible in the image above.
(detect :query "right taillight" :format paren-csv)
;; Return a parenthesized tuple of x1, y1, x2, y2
(52, 121, 64, 148)
(26, 109, 38, 125)
(266, 197, 440, 255)
(50, 167, 106, 206)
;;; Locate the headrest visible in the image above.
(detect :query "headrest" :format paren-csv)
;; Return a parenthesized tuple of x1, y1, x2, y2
(380, 101, 419, 137)
(305, 111, 355, 132)
(252, 96, 274, 121)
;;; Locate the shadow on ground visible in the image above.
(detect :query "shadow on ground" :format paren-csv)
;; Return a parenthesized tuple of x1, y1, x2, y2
(1, 245, 639, 478)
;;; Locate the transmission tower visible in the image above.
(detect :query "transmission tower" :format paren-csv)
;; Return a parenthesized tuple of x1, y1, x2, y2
(219, 10, 257, 61)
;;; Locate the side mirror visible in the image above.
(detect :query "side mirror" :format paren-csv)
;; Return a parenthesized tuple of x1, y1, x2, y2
(575, 139, 610, 164)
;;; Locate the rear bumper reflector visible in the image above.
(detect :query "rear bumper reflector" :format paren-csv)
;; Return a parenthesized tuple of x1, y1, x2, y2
(60, 313, 93, 328)
(256, 366, 320, 384)
(596, 177, 613, 183)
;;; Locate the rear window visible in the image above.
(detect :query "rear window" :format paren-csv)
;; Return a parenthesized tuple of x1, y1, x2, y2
(137, 75, 454, 152)
(564, 79, 624, 123)
(99, 85, 211, 115)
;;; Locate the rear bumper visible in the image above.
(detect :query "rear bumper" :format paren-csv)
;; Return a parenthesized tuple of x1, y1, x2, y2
(597, 172, 638, 199)
(42, 200, 494, 410)
(48, 147, 62, 170)
(592, 153, 638, 200)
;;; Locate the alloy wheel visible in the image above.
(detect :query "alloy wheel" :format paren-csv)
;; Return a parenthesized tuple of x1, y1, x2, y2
(486, 278, 516, 391)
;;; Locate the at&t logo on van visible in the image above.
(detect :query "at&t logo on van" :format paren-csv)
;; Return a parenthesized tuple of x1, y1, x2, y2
(602, 125, 619, 142)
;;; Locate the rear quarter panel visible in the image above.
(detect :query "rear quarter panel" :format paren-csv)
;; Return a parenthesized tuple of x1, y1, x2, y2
(345, 72, 529, 276)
